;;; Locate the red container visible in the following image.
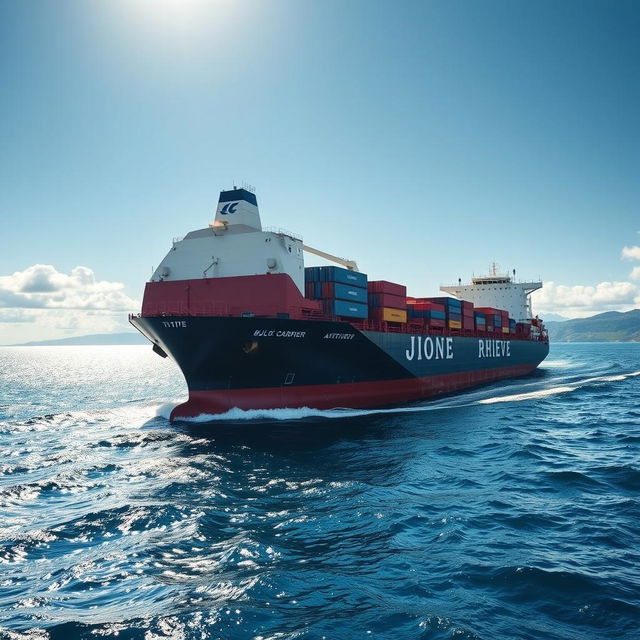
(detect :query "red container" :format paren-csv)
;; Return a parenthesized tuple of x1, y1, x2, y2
(463, 319, 474, 330)
(425, 318, 446, 328)
(516, 322, 531, 335)
(369, 293, 407, 309)
(367, 280, 407, 297)
(409, 297, 449, 305)
(407, 301, 446, 312)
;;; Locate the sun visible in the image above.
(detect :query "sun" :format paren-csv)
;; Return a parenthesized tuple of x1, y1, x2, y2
(111, 0, 236, 41)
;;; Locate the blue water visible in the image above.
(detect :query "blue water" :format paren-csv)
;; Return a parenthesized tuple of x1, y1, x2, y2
(0, 344, 639, 639)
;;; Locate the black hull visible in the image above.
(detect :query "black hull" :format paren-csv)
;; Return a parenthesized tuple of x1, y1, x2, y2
(130, 316, 549, 419)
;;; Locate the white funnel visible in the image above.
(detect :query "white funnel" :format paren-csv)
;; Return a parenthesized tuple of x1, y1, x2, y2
(213, 187, 262, 231)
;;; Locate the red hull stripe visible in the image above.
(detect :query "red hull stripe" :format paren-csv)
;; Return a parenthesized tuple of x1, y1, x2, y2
(170, 363, 536, 420)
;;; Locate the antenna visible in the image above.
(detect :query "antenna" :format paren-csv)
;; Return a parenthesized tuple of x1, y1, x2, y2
(242, 182, 256, 193)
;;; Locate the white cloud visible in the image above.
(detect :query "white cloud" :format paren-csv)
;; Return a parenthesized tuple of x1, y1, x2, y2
(0, 264, 138, 311)
(0, 265, 140, 344)
(532, 280, 639, 318)
(630, 266, 640, 280)
(621, 245, 640, 260)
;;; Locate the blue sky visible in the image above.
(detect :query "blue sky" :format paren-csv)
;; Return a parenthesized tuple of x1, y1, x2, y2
(1, 0, 639, 343)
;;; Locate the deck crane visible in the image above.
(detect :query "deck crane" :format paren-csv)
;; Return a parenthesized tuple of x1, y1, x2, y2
(302, 245, 359, 272)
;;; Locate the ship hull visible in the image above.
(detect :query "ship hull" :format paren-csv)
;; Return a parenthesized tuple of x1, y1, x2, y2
(130, 316, 549, 420)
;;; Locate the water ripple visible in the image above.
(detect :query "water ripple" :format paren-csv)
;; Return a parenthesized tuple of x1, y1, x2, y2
(0, 344, 639, 639)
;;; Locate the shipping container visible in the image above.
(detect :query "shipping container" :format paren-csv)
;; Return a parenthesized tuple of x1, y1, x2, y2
(304, 266, 318, 282)
(369, 292, 407, 309)
(407, 301, 446, 313)
(428, 297, 462, 308)
(408, 308, 446, 320)
(369, 307, 408, 323)
(448, 320, 462, 329)
(317, 266, 367, 288)
(476, 307, 505, 315)
(367, 280, 407, 297)
(321, 282, 368, 303)
(463, 319, 474, 330)
(323, 299, 368, 319)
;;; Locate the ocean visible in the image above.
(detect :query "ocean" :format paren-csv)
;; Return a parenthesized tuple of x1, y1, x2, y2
(0, 343, 638, 639)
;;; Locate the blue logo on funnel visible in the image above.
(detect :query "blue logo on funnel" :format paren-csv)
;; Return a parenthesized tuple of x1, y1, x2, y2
(220, 202, 238, 214)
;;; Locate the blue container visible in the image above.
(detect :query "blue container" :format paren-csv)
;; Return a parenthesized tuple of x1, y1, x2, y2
(304, 267, 319, 283)
(318, 266, 368, 288)
(332, 283, 368, 303)
(408, 309, 446, 320)
(429, 297, 461, 308)
(448, 311, 462, 321)
(314, 282, 322, 298)
(326, 299, 368, 319)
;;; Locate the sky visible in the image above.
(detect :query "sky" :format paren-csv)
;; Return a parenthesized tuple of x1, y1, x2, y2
(1, 0, 639, 343)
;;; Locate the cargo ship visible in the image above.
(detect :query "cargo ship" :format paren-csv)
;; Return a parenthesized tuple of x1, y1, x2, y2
(130, 187, 549, 421)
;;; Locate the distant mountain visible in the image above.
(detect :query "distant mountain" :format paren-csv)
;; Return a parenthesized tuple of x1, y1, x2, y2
(545, 309, 640, 342)
(10, 332, 148, 347)
(541, 313, 570, 322)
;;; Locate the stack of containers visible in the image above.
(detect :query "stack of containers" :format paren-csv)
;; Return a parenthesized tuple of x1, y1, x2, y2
(304, 266, 368, 319)
(474, 311, 487, 331)
(516, 322, 531, 337)
(462, 300, 475, 331)
(425, 297, 463, 330)
(501, 311, 510, 334)
(368, 281, 407, 323)
(476, 307, 509, 333)
(406, 299, 446, 329)
(509, 319, 516, 334)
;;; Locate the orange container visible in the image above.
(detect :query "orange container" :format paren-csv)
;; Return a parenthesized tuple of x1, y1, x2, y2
(370, 307, 408, 323)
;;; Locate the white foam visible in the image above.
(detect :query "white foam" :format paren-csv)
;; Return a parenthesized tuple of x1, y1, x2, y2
(479, 385, 576, 404)
(478, 370, 640, 405)
(181, 406, 383, 423)
(155, 402, 182, 420)
(540, 359, 577, 368)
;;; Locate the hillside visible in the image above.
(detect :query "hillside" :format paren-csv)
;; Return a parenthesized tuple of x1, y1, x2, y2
(545, 309, 640, 342)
